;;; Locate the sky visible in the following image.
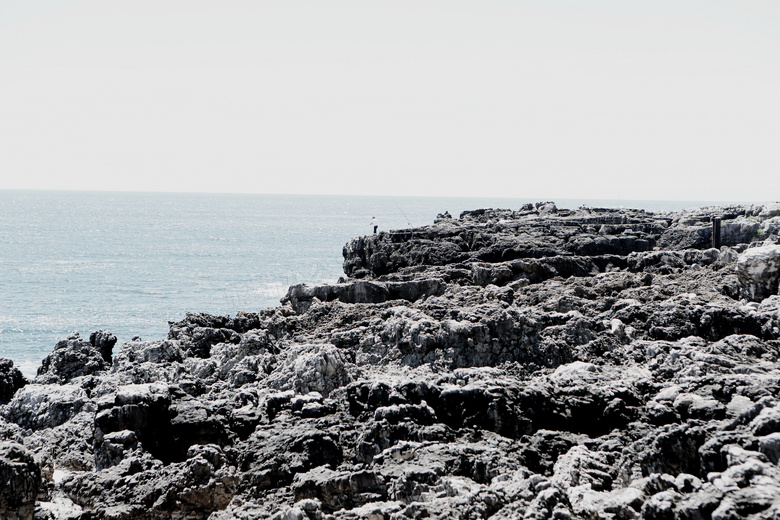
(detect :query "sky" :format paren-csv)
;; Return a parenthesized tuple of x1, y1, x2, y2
(0, 0, 778, 202)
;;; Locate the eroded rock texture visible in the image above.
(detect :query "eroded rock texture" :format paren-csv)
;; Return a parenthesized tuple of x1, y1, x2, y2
(3, 202, 780, 519)
(0, 442, 41, 520)
(0, 359, 25, 404)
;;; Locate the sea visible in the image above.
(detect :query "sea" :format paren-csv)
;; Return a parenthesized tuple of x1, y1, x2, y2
(0, 191, 742, 377)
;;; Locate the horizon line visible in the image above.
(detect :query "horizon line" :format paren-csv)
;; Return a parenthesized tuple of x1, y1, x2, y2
(0, 187, 764, 206)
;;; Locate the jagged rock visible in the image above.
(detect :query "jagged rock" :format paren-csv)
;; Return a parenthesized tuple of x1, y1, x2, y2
(760, 202, 780, 220)
(284, 279, 446, 313)
(551, 445, 614, 491)
(183, 332, 276, 388)
(642, 424, 708, 476)
(567, 485, 644, 520)
(167, 312, 247, 358)
(20, 408, 96, 477)
(94, 429, 138, 469)
(0, 358, 26, 404)
(93, 383, 231, 465)
(721, 218, 762, 246)
(236, 420, 344, 497)
(758, 432, 780, 464)
(113, 339, 183, 366)
(265, 343, 357, 396)
(292, 466, 387, 511)
(60, 445, 238, 519)
(2, 384, 90, 430)
(0, 442, 41, 520)
(9, 202, 780, 519)
(35, 332, 109, 384)
(737, 244, 780, 301)
(89, 329, 117, 363)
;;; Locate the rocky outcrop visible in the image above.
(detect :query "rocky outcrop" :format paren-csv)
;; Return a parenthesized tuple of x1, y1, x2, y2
(0, 359, 26, 404)
(3, 201, 780, 519)
(737, 244, 780, 302)
(35, 331, 113, 384)
(0, 442, 41, 520)
(59, 445, 238, 519)
(284, 279, 446, 314)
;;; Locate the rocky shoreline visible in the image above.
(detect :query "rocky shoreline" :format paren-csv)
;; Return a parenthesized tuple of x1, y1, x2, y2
(3, 201, 780, 519)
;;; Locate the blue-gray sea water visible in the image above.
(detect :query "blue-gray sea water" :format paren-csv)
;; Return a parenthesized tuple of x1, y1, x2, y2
(0, 191, 740, 377)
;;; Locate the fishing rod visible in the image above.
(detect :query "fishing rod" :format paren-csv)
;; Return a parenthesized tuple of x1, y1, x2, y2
(391, 198, 412, 227)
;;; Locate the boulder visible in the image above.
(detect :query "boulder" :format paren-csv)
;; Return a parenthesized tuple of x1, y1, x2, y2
(721, 218, 760, 246)
(736, 244, 780, 301)
(167, 313, 244, 358)
(112, 339, 183, 366)
(658, 225, 711, 250)
(94, 383, 231, 465)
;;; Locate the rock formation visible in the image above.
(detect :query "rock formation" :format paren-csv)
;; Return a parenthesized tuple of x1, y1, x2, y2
(0, 359, 25, 404)
(3, 201, 780, 519)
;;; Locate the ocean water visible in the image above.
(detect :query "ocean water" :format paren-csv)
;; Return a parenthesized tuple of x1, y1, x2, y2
(0, 191, 738, 377)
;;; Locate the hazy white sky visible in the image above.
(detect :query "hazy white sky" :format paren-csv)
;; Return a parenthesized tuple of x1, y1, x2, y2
(0, 0, 778, 201)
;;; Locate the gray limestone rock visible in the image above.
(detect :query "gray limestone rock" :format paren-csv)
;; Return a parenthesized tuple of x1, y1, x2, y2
(737, 244, 780, 301)
(2, 384, 90, 431)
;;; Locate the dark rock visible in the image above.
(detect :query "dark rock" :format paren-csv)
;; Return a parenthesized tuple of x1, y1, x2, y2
(89, 329, 117, 363)
(658, 225, 712, 250)
(0, 358, 26, 404)
(167, 397, 233, 461)
(35, 332, 108, 383)
(94, 384, 231, 465)
(0, 442, 41, 520)
(61, 446, 238, 519)
(236, 422, 344, 495)
(642, 424, 707, 477)
(437, 385, 531, 438)
(167, 312, 247, 358)
(93, 384, 173, 465)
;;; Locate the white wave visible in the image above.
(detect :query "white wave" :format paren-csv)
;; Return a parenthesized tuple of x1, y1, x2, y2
(16, 359, 39, 379)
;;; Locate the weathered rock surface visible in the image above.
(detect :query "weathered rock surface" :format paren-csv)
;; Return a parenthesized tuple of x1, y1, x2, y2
(3, 201, 780, 519)
(0, 359, 26, 404)
(0, 441, 41, 520)
(35, 332, 113, 384)
(737, 244, 780, 302)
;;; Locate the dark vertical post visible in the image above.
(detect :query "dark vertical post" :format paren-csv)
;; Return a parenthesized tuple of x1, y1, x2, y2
(712, 217, 721, 249)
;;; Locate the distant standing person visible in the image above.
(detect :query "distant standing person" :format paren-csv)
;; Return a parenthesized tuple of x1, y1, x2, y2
(370, 216, 378, 234)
